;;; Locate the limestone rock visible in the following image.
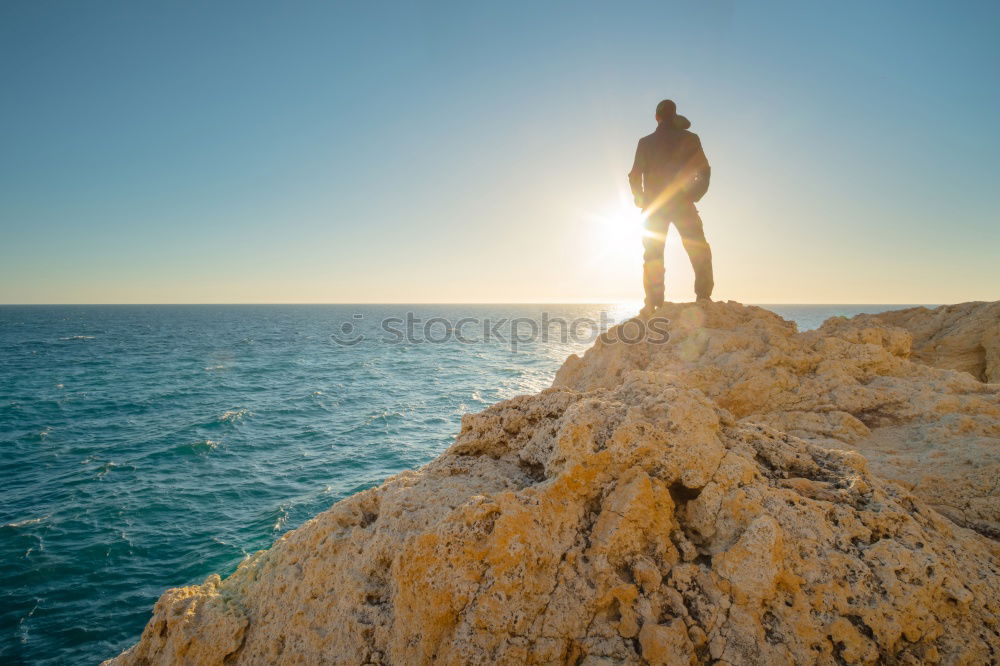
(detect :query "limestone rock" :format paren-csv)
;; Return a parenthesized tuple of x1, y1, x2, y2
(108, 372, 1000, 665)
(555, 301, 1000, 537)
(835, 301, 1000, 383)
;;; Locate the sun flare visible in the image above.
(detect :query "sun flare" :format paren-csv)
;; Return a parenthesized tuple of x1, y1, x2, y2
(585, 188, 648, 263)
(580, 186, 693, 303)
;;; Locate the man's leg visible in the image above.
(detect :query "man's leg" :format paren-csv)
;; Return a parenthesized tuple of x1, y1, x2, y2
(642, 218, 668, 310)
(673, 202, 714, 300)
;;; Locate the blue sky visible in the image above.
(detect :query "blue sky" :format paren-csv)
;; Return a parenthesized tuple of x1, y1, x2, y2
(2, 0, 998, 303)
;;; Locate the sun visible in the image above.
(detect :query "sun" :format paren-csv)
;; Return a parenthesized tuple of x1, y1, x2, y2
(579, 186, 693, 304)
(584, 187, 647, 265)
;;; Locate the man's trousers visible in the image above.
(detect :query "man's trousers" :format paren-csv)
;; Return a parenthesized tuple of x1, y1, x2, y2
(642, 200, 714, 307)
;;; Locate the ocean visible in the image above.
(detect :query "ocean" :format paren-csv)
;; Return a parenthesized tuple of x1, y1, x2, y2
(0, 303, 926, 664)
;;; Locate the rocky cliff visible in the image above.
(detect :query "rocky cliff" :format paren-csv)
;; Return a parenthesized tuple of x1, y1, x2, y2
(856, 301, 1000, 383)
(106, 302, 1000, 665)
(555, 301, 1000, 539)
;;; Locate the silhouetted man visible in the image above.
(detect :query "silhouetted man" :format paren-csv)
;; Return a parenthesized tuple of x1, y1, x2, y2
(628, 99, 713, 315)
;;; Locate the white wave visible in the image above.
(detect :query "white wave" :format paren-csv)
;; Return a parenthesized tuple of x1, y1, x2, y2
(3, 515, 48, 528)
(272, 505, 290, 532)
(188, 439, 220, 452)
(219, 409, 249, 423)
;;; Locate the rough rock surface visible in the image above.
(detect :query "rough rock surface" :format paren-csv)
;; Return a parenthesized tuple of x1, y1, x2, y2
(555, 301, 1000, 538)
(845, 301, 1000, 383)
(107, 302, 1000, 665)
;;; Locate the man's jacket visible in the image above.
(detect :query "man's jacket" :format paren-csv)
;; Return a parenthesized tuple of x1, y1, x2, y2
(628, 116, 711, 211)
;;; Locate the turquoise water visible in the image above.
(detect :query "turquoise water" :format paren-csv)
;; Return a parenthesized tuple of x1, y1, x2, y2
(0, 303, 923, 664)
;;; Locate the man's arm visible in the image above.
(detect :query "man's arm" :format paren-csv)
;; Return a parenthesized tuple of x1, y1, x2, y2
(686, 135, 711, 202)
(627, 140, 645, 208)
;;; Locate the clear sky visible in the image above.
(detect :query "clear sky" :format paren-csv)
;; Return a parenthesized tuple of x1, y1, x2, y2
(1, 1, 998, 304)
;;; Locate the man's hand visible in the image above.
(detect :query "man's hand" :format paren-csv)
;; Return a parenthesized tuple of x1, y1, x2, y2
(634, 193, 646, 210)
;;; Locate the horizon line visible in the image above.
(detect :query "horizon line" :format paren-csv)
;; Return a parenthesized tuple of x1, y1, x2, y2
(0, 301, 944, 307)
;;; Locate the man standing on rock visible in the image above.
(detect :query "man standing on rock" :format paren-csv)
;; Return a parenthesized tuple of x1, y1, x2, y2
(628, 99, 714, 315)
